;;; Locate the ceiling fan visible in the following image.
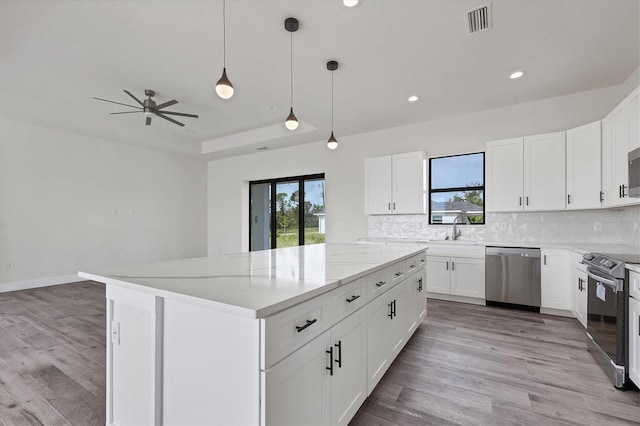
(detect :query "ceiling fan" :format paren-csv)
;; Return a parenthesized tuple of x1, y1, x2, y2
(93, 89, 199, 127)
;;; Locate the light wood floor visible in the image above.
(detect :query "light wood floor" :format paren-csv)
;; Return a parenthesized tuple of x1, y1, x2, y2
(1, 283, 639, 425)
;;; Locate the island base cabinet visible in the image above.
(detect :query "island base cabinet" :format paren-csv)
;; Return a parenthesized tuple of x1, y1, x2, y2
(262, 332, 331, 426)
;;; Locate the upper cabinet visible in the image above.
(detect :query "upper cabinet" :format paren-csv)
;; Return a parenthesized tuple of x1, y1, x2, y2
(566, 121, 602, 210)
(364, 151, 426, 215)
(602, 87, 639, 207)
(486, 132, 565, 212)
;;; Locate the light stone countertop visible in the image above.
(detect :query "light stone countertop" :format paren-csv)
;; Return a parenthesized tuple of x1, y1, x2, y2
(79, 243, 426, 319)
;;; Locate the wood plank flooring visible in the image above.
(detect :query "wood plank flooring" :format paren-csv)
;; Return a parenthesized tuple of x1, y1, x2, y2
(351, 299, 640, 426)
(1, 283, 639, 425)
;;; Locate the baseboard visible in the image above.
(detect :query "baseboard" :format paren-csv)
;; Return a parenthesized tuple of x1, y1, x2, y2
(540, 307, 574, 318)
(426, 292, 486, 306)
(0, 274, 84, 293)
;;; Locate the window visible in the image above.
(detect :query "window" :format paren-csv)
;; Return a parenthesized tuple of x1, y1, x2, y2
(249, 174, 325, 251)
(429, 153, 484, 224)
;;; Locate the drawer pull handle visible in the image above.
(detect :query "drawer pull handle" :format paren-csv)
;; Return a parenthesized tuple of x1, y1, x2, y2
(395, 272, 404, 277)
(388, 301, 394, 319)
(409, 264, 416, 268)
(295, 319, 317, 333)
(376, 281, 386, 287)
(417, 278, 423, 292)
(346, 295, 360, 303)
(326, 346, 334, 376)
(420, 258, 425, 263)
(335, 340, 342, 368)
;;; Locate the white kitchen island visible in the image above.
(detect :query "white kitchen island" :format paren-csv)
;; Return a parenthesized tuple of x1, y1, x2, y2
(80, 243, 427, 426)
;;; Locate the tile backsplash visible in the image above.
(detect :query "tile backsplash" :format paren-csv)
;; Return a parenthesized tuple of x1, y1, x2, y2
(368, 207, 640, 247)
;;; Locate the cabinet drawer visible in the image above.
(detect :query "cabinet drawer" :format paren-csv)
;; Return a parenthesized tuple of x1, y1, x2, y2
(330, 277, 367, 326)
(367, 268, 390, 300)
(406, 255, 420, 277)
(630, 270, 640, 301)
(261, 292, 331, 369)
(386, 260, 407, 287)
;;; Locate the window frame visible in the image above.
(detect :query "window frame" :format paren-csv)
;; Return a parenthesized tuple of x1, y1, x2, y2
(249, 173, 325, 251)
(428, 152, 485, 225)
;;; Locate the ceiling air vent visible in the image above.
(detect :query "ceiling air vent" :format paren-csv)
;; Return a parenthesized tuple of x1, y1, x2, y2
(466, 3, 491, 34)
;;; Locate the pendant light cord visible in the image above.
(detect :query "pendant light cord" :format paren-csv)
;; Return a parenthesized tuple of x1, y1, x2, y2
(290, 31, 293, 108)
(222, 0, 226, 67)
(331, 71, 334, 131)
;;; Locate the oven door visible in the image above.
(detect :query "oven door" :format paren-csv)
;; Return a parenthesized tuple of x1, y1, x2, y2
(586, 268, 624, 364)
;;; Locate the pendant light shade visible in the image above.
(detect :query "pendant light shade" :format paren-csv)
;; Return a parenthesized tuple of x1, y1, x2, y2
(284, 18, 299, 130)
(215, 0, 234, 99)
(215, 68, 234, 99)
(326, 60, 339, 150)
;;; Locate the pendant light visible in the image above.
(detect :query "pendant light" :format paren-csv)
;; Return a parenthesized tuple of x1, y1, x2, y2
(284, 18, 299, 130)
(326, 60, 339, 150)
(215, 0, 234, 99)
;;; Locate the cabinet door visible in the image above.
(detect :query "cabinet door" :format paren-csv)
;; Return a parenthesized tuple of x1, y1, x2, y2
(575, 269, 587, 328)
(629, 88, 639, 151)
(523, 132, 566, 211)
(263, 331, 331, 426)
(414, 270, 427, 327)
(364, 156, 392, 214)
(392, 151, 426, 214)
(601, 115, 615, 206)
(566, 121, 602, 210)
(611, 100, 630, 206)
(366, 291, 394, 393)
(426, 256, 451, 294)
(330, 309, 367, 426)
(541, 249, 571, 310)
(486, 138, 524, 212)
(450, 257, 485, 299)
(389, 280, 411, 358)
(629, 296, 640, 387)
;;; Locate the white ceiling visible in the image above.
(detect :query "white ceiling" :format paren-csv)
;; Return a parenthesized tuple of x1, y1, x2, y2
(1, 0, 638, 159)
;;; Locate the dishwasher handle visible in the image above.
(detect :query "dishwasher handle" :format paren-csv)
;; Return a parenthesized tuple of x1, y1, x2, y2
(486, 247, 541, 258)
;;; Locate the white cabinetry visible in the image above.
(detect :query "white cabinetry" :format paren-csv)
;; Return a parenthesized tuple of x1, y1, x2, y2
(569, 251, 587, 328)
(566, 121, 602, 210)
(629, 271, 640, 387)
(426, 246, 485, 302)
(364, 151, 426, 214)
(602, 88, 640, 207)
(541, 248, 571, 313)
(486, 133, 566, 212)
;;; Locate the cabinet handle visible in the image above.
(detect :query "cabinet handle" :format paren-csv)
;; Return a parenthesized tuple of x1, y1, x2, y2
(567, 194, 571, 204)
(395, 272, 404, 278)
(388, 202, 391, 210)
(376, 280, 386, 288)
(417, 278, 423, 292)
(345, 294, 360, 303)
(409, 264, 416, 269)
(388, 301, 394, 319)
(578, 278, 582, 291)
(392, 300, 397, 318)
(393, 202, 396, 210)
(295, 319, 317, 333)
(543, 255, 547, 266)
(446, 261, 449, 270)
(335, 341, 342, 368)
(326, 346, 334, 376)
(526, 196, 529, 206)
(420, 258, 425, 263)
(621, 185, 627, 198)
(519, 196, 522, 206)
(638, 315, 640, 336)
(451, 262, 455, 271)
(600, 191, 604, 202)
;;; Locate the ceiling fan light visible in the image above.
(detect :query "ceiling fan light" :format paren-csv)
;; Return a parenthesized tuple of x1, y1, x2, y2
(327, 132, 338, 150)
(215, 68, 234, 99)
(285, 107, 299, 130)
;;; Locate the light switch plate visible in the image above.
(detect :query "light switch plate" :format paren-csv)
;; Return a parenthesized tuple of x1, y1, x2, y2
(593, 222, 602, 232)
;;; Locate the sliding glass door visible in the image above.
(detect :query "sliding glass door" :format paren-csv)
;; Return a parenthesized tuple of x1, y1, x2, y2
(250, 174, 325, 251)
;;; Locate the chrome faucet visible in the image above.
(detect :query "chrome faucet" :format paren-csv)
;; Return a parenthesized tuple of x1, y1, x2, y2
(452, 214, 469, 241)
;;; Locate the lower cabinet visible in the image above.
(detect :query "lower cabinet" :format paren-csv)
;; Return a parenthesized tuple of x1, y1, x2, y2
(541, 248, 571, 311)
(426, 256, 485, 299)
(629, 296, 640, 387)
(263, 308, 367, 426)
(574, 266, 588, 328)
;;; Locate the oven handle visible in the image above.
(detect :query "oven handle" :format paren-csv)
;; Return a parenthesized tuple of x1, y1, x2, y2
(587, 269, 621, 292)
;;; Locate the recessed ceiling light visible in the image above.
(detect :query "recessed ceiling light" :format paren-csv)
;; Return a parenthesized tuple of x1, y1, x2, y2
(408, 95, 419, 102)
(510, 70, 525, 79)
(343, 0, 360, 7)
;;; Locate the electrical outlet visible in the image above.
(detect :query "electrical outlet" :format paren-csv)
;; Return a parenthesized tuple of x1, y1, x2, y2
(1, 263, 10, 271)
(594, 222, 602, 232)
(129, 208, 135, 215)
(499, 222, 507, 231)
(633, 221, 639, 232)
(416, 222, 423, 229)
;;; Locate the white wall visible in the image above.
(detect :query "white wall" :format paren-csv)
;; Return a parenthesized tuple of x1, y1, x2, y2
(0, 117, 207, 291)
(208, 78, 637, 255)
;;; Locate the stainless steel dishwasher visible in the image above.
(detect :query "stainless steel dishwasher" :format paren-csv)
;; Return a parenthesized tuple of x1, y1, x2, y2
(485, 246, 541, 311)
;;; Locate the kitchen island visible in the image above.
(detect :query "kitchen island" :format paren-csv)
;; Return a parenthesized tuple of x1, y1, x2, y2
(79, 243, 427, 425)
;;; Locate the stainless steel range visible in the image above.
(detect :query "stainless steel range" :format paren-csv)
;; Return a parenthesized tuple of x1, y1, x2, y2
(582, 252, 637, 389)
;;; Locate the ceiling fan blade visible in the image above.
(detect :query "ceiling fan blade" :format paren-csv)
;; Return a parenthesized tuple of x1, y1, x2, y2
(156, 100, 178, 109)
(146, 116, 152, 126)
(123, 90, 144, 106)
(159, 111, 199, 118)
(156, 112, 185, 127)
(110, 111, 143, 115)
(93, 97, 141, 109)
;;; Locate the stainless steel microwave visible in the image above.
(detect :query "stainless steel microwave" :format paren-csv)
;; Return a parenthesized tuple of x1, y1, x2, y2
(630, 147, 640, 198)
